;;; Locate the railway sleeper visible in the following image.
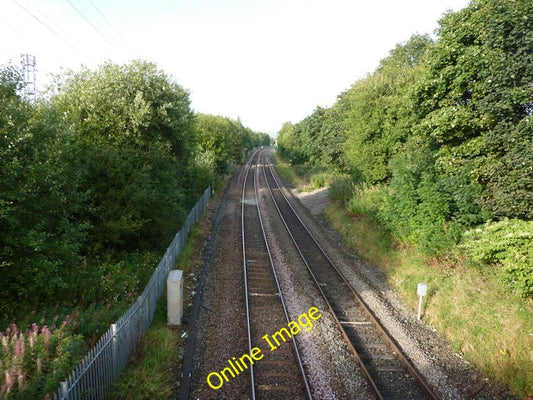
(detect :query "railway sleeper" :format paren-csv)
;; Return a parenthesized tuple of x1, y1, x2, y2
(249, 292, 280, 297)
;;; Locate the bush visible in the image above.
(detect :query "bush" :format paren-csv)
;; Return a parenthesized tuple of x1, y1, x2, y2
(346, 184, 388, 221)
(309, 172, 334, 189)
(328, 176, 355, 204)
(460, 219, 533, 298)
(379, 139, 462, 254)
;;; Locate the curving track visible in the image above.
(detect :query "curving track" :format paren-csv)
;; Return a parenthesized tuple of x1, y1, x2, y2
(259, 149, 440, 400)
(241, 151, 312, 399)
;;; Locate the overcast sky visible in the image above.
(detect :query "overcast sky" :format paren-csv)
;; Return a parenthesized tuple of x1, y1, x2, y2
(1, 0, 471, 134)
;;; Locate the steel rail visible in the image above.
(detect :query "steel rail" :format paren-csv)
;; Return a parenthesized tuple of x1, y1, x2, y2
(241, 151, 259, 400)
(241, 149, 312, 399)
(262, 151, 440, 400)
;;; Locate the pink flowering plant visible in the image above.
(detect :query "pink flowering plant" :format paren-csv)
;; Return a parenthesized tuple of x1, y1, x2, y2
(0, 317, 86, 400)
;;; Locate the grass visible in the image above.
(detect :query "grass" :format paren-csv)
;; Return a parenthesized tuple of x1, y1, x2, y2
(107, 298, 183, 400)
(427, 269, 533, 396)
(273, 152, 338, 192)
(325, 197, 533, 398)
(279, 157, 533, 398)
(107, 225, 203, 400)
(273, 153, 310, 190)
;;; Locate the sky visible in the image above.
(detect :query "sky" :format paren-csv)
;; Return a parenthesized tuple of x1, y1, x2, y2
(1, 0, 472, 134)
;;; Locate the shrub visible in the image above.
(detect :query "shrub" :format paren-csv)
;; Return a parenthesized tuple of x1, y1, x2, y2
(346, 184, 388, 221)
(328, 176, 355, 204)
(379, 139, 462, 254)
(460, 219, 533, 298)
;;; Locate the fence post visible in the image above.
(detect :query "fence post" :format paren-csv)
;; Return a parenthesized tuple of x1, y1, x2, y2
(60, 381, 69, 400)
(111, 324, 118, 379)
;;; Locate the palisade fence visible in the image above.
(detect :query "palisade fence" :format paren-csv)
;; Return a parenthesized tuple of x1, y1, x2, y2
(53, 186, 212, 400)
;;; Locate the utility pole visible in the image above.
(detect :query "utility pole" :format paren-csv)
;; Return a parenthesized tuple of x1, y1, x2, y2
(20, 53, 37, 98)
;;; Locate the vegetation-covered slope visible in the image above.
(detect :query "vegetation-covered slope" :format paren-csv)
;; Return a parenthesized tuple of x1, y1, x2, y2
(0, 60, 270, 398)
(278, 0, 533, 296)
(277, 0, 532, 396)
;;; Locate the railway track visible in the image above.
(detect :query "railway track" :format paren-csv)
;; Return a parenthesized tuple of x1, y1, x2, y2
(260, 150, 440, 400)
(241, 151, 312, 399)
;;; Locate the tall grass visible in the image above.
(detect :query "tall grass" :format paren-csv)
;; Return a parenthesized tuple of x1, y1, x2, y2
(273, 153, 309, 189)
(328, 175, 355, 204)
(346, 183, 388, 221)
(309, 172, 336, 190)
(107, 297, 182, 400)
(274, 153, 341, 192)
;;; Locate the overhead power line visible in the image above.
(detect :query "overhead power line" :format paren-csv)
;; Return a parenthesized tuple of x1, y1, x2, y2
(87, 0, 135, 53)
(65, 0, 116, 50)
(10, 0, 81, 53)
(25, 0, 84, 53)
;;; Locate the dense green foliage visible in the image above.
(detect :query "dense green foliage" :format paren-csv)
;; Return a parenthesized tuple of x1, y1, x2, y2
(277, 0, 533, 297)
(52, 61, 198, 252)
(460, 219, 533, 298)
(1, 61, 194, 314)
(0, 60, 269, 397)
(344, 34, 434, 183)
(0, 60, 268, 315)
(277, 104, 347, 171)
(195, 113, 270, 175)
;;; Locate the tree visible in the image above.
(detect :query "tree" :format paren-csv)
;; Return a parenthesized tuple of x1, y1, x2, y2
(277, 122, 301, 163)
(316, 104, 348, 171)
(0, 67, 91, 310)
(195, 114, 234, 174)
(379, 0, 533, 253)
(50, 61, 196, 252)
(0, 60, 267, 316)
(194, 114, 264, 175)
(277, 106, 346, 171)
(1, 66, 35, 307)
(411, 0, 533, 220)
(343, 34, 433, 183)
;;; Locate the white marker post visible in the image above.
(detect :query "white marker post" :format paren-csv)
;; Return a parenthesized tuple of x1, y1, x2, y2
(167, 270, 184, 326)
(417, 283, 427, 320)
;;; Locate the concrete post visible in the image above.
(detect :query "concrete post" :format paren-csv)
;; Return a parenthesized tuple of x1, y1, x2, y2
(167, 270, 184, 326)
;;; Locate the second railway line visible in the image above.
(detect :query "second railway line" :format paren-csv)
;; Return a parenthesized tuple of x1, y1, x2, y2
(244, 148, 439, 399)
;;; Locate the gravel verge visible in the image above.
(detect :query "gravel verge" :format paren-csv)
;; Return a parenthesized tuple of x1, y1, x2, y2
(187, 168, 250, 400)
